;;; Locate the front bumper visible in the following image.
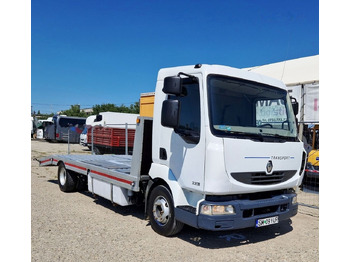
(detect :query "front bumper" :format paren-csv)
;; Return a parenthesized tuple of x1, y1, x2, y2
(175, 193, 297, 231)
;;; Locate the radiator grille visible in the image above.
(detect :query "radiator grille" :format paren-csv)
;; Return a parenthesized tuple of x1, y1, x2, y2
(231, 171, 296, 185)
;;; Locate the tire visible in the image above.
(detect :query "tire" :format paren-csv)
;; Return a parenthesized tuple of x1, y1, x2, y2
(93, 146, 101, 155)
(58, 163, 77, 192)
(148, 185, 184, 236)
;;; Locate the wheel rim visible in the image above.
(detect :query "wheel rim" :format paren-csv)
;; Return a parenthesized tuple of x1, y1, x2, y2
(59, 168, 66, 185)
(152, 196, 170, 226)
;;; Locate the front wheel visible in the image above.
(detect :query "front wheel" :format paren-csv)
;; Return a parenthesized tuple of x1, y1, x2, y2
(148, 185, 184, 236)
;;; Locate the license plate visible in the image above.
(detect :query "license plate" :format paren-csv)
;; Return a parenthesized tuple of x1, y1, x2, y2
(255, 216, 279, 227)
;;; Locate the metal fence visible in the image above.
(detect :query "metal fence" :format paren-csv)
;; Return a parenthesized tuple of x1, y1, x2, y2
(297, 176, 319, 216)
(90, 123, 136, 155)
(64, 123, 136, 155)
(297, 122, 319, 215)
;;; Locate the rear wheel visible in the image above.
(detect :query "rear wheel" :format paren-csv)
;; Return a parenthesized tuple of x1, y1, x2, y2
(148, 185, 184, 236)
(93, 146, 101, 155)
(58, 163, 77, 192)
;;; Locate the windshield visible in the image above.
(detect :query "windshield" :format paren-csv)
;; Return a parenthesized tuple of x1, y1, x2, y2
(58, 117, 86, 127)
(207, 75, 298, 141)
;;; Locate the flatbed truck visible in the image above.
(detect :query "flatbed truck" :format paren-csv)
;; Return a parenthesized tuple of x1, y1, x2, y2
(39, 64, 306, 236)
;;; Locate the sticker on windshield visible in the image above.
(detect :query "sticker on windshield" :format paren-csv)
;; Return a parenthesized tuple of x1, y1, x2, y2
(218, 125, 231, 131)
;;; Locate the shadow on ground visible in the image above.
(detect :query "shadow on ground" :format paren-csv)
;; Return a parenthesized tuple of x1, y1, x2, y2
(48, 179, 293, 249)
(175, 219, 293, 248)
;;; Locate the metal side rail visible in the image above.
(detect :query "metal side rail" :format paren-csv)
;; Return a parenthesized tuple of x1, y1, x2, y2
(38, 154, 139, 191)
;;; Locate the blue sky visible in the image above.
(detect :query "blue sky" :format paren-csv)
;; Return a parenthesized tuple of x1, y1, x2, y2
(31, 0, 319, 114)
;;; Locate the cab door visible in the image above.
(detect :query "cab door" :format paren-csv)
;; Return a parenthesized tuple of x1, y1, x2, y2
(161, 74, 205, 193)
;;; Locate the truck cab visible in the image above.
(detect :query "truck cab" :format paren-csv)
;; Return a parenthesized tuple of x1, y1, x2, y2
(147, 64, 306, 235)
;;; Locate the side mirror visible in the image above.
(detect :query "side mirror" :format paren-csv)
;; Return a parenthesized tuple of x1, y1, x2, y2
(161, 100, 180, 128)
(163, 76, 182, 96)
(290, 97, 299, 115)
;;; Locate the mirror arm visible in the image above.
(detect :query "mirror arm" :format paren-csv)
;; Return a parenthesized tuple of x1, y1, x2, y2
(178, 72, 198, 82)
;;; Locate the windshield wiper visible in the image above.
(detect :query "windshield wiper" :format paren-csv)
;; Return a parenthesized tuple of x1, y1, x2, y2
(227, 131, 264, 142)
(260, 133, 297, 142)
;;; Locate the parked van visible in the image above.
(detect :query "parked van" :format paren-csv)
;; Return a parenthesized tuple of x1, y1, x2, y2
(44, 115, 86, 143)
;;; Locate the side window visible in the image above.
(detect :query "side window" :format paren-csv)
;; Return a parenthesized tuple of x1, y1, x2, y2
(170, 79, 201, 144)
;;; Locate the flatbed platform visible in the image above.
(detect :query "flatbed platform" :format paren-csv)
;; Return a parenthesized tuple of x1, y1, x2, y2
(39, 154, 139, 191)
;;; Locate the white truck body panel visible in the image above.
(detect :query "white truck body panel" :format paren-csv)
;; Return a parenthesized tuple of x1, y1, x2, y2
(80, 112, 139, 146)
(86, 115, 96, 126)
(152, 73, 206, 194)
(80, 115, 96, 146)
(36, 129, 43, 139)
(88, 175, 133, 206)
(203, 138, 304, 195)
(94, 112, 138, 128)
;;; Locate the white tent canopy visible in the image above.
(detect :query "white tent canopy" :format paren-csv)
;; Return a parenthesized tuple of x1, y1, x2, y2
(244, 55, 319, 86)
(244, 55, 319, 123)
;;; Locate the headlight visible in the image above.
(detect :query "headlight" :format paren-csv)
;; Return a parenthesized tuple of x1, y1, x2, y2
(200, 204, 236, 215)
(292, 196, 298, 205)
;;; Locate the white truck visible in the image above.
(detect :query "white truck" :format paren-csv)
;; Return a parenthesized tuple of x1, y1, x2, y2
(79, 115, 97, 147)
(39, 64, 306, 236)
(80, 112, 139, 154)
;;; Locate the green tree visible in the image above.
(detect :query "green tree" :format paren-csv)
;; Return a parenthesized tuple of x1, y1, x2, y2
(58, 102, 140, 117)
(129, 102, 139, 114)
(92, 102, 139, 115)
(61, 104, 86, 117)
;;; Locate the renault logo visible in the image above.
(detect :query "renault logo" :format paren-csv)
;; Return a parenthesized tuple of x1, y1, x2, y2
(266, 160, 273, 174)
